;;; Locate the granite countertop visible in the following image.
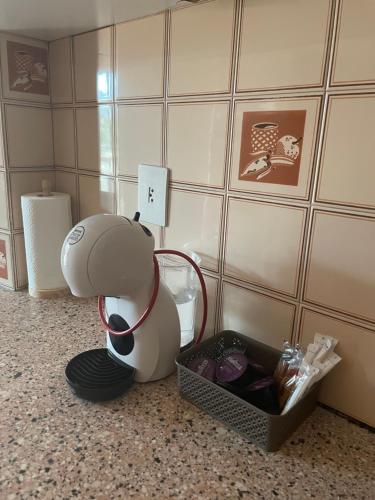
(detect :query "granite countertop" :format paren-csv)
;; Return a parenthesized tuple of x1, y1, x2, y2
(0, 289, 374, 499)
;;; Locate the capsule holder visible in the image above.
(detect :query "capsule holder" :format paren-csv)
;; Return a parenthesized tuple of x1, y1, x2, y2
(176, 331, 320, 452)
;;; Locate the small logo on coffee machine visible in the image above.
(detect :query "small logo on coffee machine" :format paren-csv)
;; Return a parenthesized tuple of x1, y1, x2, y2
(68, 226, 85, 245)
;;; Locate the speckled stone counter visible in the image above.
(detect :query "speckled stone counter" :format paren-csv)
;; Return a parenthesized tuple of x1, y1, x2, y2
(0, 289, 374, 499)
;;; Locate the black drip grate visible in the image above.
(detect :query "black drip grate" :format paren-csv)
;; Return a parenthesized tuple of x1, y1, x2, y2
(65, 348, 135, 401)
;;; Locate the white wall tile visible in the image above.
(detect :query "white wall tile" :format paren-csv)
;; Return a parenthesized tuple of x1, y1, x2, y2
(76, 106, 113, 175)
(73, 27, 113, 102)
(237, 0, 331, 91)
(304, 211, 375, 323)
(164, 189, 223, 272)
(5, 105, 53, 168)
(300, 309, 375, 427)
(222, 281, 295, 349)
(78, 175, 115, 219)
(317, 95, 375, 209)
(53, 108, 75, 169)
(49, 37, 73, 103)
(332, 0, 375, 86)
(169, 0, 235, 96)
(167, 101, 229, 187)
(225, 199, 306, 296)
(116, 104, 163, 178)
(116, 14, 165, 99)
(56, 171, 78, 224)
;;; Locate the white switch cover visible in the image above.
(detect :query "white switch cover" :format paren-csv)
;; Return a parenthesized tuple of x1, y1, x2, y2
(138, 164, 168, 226)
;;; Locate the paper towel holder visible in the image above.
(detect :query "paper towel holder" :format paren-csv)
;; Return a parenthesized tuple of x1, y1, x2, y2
(40, 179, 52, 197)
(21, 190, 72, 299)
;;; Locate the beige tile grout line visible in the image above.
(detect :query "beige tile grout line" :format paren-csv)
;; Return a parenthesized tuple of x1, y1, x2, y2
(50, 36, 79, 224)
(295, 300, 375, 334)
(163, 4, 231, 334)
(213, 0, 242, 335)
(292, 0, 334, 341)
(2, 108, 18, 289)
(0, 40, 19, 289)
(0, 99, 18, 287)
(111, 26, 117, 218)
(160, 10, 170, 250)
(47, 37, 56, 204)
(325, 0, 341, 94)
(291, 93, 326, 343)
(292, 0, 338, 344)
(68, 33, 80, 223)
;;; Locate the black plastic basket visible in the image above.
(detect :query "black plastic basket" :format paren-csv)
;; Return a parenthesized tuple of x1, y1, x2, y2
(176, 331, 320, 452)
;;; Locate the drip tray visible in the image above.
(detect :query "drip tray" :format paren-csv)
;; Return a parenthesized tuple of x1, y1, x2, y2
(65, 348, 135, 401)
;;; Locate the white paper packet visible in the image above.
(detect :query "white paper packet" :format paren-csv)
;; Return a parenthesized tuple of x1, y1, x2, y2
(281, 352, 341, 414)
(312, 352, 342, 383)
(281, 361, 319, 414)
(313, 333, 338, 363)
(304, 342, 322, 364)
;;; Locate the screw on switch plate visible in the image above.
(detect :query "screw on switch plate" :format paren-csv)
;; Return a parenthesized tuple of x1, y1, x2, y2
(138, 164, 168, 227)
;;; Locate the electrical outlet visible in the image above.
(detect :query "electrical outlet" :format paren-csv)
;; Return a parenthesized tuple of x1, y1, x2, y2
(138, 164, 168, 226)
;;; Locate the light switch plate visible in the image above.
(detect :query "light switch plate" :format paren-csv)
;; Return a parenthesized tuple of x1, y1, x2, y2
(138, 164, 168, 226)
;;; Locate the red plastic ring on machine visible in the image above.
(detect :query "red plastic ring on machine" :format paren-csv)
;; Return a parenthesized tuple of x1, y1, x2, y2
(98, 254, 160, 337)
(97, 250, 207, 345)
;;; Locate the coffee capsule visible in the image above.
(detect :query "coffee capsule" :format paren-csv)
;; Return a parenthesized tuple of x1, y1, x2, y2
(216, 352, 248, 382)
(188, 357, 216, 381)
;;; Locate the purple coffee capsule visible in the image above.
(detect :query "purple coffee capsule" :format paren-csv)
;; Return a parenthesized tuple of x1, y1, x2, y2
(216, 352, 248, 382)
(188, 357, 216, 381)
(247, 358, 268, 375)
(246, 376, 275, 392)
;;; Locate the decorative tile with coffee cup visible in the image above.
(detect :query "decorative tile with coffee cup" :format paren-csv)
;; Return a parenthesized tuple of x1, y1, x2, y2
(230, 97, 321, 200)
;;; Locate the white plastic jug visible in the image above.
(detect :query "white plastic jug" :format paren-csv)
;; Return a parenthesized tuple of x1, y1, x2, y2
(157, 251, 201, 348)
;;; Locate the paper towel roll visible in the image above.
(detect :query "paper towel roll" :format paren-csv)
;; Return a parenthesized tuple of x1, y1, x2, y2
(21, 192, 72, 298)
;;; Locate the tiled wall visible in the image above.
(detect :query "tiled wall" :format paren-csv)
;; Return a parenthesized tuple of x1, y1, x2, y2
(2, 0, 375, 425)
(0, 33, 54, 290)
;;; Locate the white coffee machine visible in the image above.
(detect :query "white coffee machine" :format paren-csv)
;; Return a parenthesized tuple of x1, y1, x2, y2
(61, 213, 180, 383)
